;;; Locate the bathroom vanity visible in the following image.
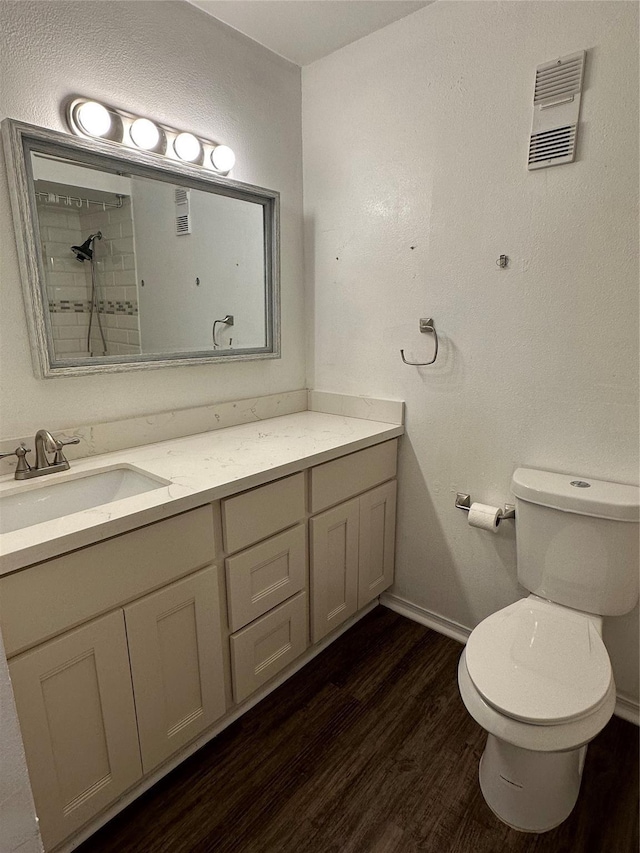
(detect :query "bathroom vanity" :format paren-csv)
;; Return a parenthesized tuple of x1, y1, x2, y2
(1, 112, 404, 851)
(0, 410, 402, 851)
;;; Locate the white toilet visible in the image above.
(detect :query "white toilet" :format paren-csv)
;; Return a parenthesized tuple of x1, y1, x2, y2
(458, 467, 639, 833)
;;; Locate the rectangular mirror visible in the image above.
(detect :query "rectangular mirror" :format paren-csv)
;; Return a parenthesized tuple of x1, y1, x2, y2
(3, 119, 280, 377)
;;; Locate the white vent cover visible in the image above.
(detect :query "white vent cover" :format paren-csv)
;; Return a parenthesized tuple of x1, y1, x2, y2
(175, 187, 191, 235)
(528, 50, 585, 170)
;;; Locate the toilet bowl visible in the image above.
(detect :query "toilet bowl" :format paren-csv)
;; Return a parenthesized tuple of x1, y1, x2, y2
(457, 468, 639, 832)
(460, 597, 616, 749)
(458, 596, 617, 832)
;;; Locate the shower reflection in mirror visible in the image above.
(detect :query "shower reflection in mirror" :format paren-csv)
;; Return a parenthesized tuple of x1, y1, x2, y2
(70, 230, 107, 357)
(35, 175, 142, 360)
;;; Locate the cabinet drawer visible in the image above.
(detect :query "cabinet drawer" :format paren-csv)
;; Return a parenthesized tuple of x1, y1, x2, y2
(310, 439, 398, 513)
(230, 591, 308, 703)
(222, 472, 305, 553)
(226, 523, 307, 632)
(0, 505, 215, 657)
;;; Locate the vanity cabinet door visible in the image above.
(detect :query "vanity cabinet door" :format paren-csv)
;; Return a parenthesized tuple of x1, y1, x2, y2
(8, 610, 142, 851)
(310, 498, 360, 643)
(358, 480, 397, 608)
(124, 566, 226, 774)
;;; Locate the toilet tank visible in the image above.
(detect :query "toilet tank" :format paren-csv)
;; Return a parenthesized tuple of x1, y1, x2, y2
(511, 468, 639, 616)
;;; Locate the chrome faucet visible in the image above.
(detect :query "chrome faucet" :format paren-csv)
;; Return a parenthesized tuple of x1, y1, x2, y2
(34, 430, 59, 470)
(0, 430, 80, 480)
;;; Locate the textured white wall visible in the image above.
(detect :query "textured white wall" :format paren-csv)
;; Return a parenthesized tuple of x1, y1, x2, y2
(303, 1, 639, 700)
(0, 0, 304, 437)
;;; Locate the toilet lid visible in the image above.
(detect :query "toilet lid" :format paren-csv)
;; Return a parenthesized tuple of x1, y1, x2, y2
(465, 599, 612, 724)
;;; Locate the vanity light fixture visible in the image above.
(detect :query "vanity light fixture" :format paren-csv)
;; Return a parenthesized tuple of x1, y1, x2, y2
(211, 145, 236, 172)
(129, 117, 163, 152)
(66, 96, 236, 173)
(173, 132, 202, 163)
(75, 101, 112, 138)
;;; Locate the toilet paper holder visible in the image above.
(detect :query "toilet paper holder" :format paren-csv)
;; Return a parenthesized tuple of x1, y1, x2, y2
(455, 493, 516, 523)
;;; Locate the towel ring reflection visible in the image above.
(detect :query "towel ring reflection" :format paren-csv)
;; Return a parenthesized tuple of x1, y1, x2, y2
(400, 318, 439, 366)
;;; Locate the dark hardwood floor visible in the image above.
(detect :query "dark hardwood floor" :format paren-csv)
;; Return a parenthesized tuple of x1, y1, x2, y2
(78, 607, 639, 853)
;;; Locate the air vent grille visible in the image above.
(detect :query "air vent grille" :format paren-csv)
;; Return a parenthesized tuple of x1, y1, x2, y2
(174, 187, 191, 236)
(528, 125, 577, 167)
(528, 50, 585, 171)
(534, 54, 585, 105)
(176, 214, 190, 235)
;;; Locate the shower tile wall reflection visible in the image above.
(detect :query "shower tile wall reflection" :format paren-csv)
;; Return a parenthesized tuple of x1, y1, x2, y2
(38, 201, 90, 359)
(36, 191, 141, 360)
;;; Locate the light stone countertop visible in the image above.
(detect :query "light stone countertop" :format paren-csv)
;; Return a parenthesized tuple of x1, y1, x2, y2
(0, 411, 403, 575)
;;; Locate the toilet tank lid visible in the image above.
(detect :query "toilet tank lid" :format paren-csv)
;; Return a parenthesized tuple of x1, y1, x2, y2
(511, 468, 639, 522)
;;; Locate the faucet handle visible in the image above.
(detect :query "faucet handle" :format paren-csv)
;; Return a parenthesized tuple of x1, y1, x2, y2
(0, 444, 32, 474)
(52, 436, 80, 465)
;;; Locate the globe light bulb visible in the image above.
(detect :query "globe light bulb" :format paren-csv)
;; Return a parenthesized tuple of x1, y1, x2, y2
(130, 118, 160, 150)
(211, 145, 236, 172)
(173, 132, 202, 162)
(76, 101, 111, 137)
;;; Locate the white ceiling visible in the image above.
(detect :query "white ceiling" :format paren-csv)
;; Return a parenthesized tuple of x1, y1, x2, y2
(188, 1, 432, 66)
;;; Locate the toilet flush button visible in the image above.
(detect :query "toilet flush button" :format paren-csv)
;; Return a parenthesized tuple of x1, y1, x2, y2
(570, 480, 591, 488)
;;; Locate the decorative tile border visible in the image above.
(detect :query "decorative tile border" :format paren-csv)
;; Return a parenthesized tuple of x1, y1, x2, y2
(48, 300, 87, 314)
(98, 300, 138, 316)
(49, 300, 138, 315)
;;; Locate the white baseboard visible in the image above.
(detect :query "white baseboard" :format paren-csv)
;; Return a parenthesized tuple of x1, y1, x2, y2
(380, 593, 470, 644)
(380, 593, 639, 727)
(614, 693, 640, 726)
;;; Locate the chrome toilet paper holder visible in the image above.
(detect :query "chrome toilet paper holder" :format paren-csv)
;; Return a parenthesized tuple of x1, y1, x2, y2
(455, 493, 516, 523)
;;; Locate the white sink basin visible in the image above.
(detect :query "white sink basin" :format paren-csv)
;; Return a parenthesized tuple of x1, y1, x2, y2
(0, 466, 171, 535)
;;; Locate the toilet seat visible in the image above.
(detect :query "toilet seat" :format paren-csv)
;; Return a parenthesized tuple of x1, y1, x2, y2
(458, 651, 616, 753)
(465, 598, 612, 725)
